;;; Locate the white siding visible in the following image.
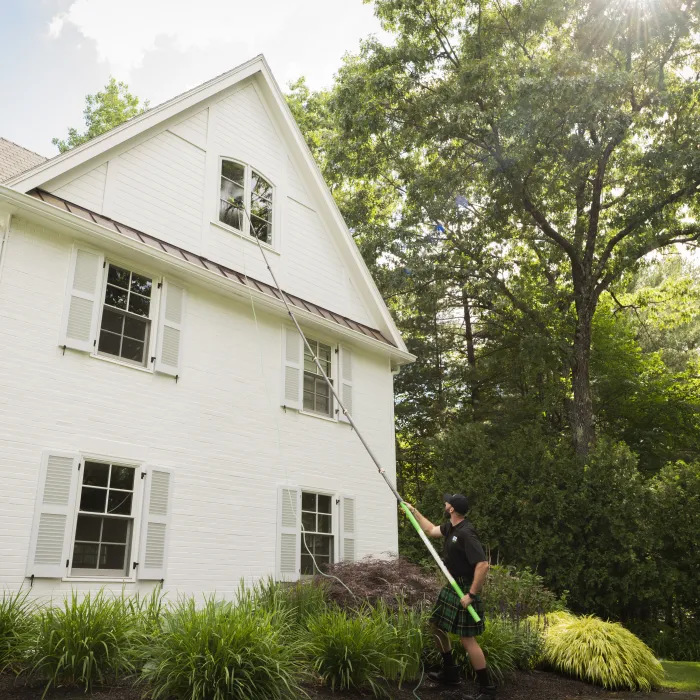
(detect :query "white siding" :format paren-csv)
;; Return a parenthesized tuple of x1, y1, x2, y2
(168, 109, 208, 149)
(52, 164, 107, 213)
(0, 218, 398, 598)
(288, 156, 311, 207)
(111, 132, 206, 251)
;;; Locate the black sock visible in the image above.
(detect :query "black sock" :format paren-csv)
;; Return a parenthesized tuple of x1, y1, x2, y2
(475, 667, 490, 687)
(441, 650, 455, 667)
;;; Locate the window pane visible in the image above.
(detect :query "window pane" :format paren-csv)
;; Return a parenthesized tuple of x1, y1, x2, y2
(220, 178, 245, 210)
(124, 316, 147, 341)
(128, 294, 150, 317)
(130, 273, 152, 297)
(318, 495, 332, 514)
(301, 492, 316, 511)
(251, 171, 272, 201)
(100, 543, 127, 571)
(304, 357, 317, 373)
(316, 394, 330, 415)
(219, 201, 243, 230)
(107, 491, 133, 516)
(318, 514, 332, 534)
(98, 330, 121, 357)
(302, 511, 315, 532)
(250, 217, 271, 244)
(101, 308, 124, 335)
(73, 542, 99, 568)
(102, 518, 129, 544)
(110, 466, 135, 491)
(301, 554, 314, 575)
(83, 462, 109, 487)
(314, 555, 330, 572)
(316, 379, 329, 397)
(107, 265, 130, 288)
(251, 199, 272, 224)
(80, 487, 107, 513)
(75, 515, 101, 542)
(313, 535, 331, 556)
(222, 160, 245, 184)
(105, 285, 128, 310)
(121, 338, 145, 364)
(303, 392, 315, 412)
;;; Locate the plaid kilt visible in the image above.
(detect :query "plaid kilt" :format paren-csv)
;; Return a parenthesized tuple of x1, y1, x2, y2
(430, 578, 486, 638)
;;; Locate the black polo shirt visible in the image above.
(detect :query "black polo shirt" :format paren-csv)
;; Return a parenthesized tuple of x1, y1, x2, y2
(440, 519, 487, 581)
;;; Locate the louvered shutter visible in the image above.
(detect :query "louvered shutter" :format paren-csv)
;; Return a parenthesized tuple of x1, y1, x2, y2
(26, 451, 80, 578)
(60, 246, 104, 352)
(138, 467, 174, 580)
(340, 496, 357, 563)
(282, 327, 303, 410)
(338, 346, 354, 423)
(155, 281, 185, 377)
(277, 486, 300, 581)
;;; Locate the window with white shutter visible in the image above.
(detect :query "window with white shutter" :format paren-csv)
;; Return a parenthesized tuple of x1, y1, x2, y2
(282, 327, 303, 410)
(26, 451, 80, 578)
(61, 247, 104, 352)
(155, 280, 185, 377)
(138, 467, 174, 580)
(277, 486, 300, 581)
(340, 496, 356, 563)
(338, 346, 353, 423)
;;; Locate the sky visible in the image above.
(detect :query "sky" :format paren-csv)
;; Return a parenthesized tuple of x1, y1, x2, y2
(0, 0, 386, 157)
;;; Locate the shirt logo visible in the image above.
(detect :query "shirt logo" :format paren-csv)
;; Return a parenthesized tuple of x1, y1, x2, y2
(452, 536, 458, 542)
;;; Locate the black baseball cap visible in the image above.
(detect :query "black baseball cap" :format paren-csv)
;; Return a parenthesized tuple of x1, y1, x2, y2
(443, 493, 469, 515)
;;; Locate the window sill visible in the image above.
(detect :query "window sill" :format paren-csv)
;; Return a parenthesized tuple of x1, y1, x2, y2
(299, 409, 339, 424)
(91, 352, 154, 374)
(62, 577, 136, 583)
(211, 220, 280, 256)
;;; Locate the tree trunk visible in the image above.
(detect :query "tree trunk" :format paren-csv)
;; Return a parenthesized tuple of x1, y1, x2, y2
(571, 303, 595, 456)
(462, 288, 479, 411)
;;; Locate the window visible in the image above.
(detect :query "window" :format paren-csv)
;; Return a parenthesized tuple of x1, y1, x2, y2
(303, 339, 333, 417)
(97, 264, 153, 366)
(301, 491, 333, 575)
(218, 159, 274, 245)
(71, 461, 137, 577)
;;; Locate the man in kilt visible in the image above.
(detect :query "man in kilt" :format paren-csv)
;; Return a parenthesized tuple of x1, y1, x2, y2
(407, 494, 495, 698)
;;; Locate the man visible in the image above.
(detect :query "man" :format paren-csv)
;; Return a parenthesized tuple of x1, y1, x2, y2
(407, 494, 496, 699)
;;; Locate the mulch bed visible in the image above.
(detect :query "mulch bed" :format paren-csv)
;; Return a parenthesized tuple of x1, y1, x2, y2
(2, 671, 698, 700)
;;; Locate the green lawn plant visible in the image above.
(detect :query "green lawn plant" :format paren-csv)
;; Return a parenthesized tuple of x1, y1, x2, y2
(29, 590, 141, 695)
(538, 612, 664, 690)
(0, 589, 35, 673)
(140, 595, 304, 700)
(305, 606, 399, 697)
(661, 661, 700, 692)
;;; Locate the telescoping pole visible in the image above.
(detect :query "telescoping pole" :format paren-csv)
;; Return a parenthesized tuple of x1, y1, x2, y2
(240, 204, 480, 623)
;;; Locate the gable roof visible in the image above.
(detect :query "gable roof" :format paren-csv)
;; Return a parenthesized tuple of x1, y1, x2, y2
(4, 55, 409, 354)
(0, 138, 47, 183)
(29, 188, 395, 347)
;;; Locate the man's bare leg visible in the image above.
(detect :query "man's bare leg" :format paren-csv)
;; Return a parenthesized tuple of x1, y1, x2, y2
(460, 636, 496, 697)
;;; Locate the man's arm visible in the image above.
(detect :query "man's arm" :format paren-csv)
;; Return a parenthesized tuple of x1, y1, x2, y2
(469, 561, 490, 595)
(405, 504, 443, 538)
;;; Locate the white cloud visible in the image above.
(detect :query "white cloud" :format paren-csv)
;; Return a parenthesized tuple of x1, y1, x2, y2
(48, 0, 382, 81)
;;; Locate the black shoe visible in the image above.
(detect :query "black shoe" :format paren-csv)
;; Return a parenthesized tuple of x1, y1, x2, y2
(464, 687, 497, 699)
(427, 665, 461, 685)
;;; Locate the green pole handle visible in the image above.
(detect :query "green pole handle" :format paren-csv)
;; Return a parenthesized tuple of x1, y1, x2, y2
(400, 503, 481, 623)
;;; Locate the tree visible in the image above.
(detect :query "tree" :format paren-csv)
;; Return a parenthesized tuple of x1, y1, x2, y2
(329, 0, 700, 455)
(53, 77, 148, 153)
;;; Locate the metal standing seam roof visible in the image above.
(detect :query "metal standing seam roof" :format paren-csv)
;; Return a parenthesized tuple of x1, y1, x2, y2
(0, 139, 48, 183)
(28, 189, 395, 348)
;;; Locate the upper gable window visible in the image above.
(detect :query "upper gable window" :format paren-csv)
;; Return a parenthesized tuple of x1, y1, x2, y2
(219, 159, 274, 245)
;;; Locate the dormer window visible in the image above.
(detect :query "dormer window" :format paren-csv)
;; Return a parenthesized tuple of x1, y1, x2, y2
(219, 159, 274, 245)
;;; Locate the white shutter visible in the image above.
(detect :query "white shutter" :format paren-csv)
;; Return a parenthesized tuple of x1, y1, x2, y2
(338, 346, 354, 423)
(282, 327, 303, 410)
(340, 495, 356, 563)
(277, 486, 300, 581)
(26, 451, 80, 578)
(60, 246, 104, 352)
(155, 281, 185, 377)
(138, 467, 174, 580)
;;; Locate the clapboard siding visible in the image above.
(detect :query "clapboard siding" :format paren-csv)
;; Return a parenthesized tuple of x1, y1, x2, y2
(0, 217, 398, 598)
(52, 164, 107, 213)
(168, 108, 208, 149)
(111, 132, 206, 251)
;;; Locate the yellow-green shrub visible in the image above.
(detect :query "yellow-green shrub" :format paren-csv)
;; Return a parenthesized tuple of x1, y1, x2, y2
(537, 612, 664, 690)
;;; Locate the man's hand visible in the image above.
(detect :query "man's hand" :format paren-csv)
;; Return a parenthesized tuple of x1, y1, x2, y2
(405, 503, 417, 514)
(460, 594, 473, 609)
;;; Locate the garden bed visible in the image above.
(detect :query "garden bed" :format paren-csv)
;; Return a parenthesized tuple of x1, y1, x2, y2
(2, 672, 699, 700)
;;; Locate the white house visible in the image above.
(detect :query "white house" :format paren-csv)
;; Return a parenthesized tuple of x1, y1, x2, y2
(0, 56, 413, 598)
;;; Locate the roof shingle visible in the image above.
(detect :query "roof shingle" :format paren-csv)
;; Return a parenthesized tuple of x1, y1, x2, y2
(0, 138, 47, 183)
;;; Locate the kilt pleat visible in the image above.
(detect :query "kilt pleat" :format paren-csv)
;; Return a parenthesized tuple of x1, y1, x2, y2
(430, 578, 486, 637)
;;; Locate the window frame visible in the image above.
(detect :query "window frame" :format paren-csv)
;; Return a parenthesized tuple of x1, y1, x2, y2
(217, 157, 276, 248)
(298, 333, 339, 421)
(93, 258, 160, 372)
(299, 488, 338, 577)
(66, 454, 145, 582)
